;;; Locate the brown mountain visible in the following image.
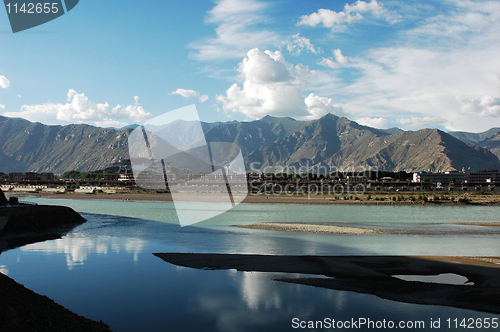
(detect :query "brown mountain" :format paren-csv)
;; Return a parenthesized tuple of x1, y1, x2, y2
(0, 116, 130, 173)
(1, 114, 499, 174)
(245, 114, 500, 172)
(477, 132, 500, 160)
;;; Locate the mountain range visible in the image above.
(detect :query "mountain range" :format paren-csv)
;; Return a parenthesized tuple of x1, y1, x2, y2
(1, 114, 500, 174)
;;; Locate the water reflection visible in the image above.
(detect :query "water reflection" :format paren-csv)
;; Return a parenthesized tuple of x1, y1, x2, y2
(21, 236, 147, 269)
(157, 253, 500, 315)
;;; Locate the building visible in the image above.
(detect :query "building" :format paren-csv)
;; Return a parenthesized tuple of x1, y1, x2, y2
(118, 173, 135, 182)
(104, 173, 120, 181)
(413, 171, 500, 183)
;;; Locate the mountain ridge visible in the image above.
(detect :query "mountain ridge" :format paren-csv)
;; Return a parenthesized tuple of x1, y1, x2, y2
(1, 114, 499, 174)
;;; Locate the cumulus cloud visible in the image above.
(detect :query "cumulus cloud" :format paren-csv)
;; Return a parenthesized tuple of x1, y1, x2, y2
(172, 89, 198, 98)
(317, 58, 339, 69)
(318, 49, 348, 69)
(298, 0, 386, 27)
(333, 49, 348, 65)
(0, 104, 5, 109)
(303, 93, 346, 120)
(356, 117, 388, 128)
(456, 94, 500, 117)
(0, 75, 10, 88)
(286, 33, 320, 55)
(190, 0, 279, 60)
(171, 88, 209, 102)
(3, 89, 152, 127)
(217, 48, 345, 120)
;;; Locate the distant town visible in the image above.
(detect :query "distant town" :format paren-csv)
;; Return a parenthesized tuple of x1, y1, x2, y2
(1, 159, 499, 195)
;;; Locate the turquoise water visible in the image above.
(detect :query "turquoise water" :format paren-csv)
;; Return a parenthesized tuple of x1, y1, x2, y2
(1, 198, 499, 331)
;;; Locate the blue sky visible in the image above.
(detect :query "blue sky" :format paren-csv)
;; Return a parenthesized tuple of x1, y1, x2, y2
(1, 0, 500, 132)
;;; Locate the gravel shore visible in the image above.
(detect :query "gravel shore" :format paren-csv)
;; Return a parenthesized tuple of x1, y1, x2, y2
(234, 222, 385, 234)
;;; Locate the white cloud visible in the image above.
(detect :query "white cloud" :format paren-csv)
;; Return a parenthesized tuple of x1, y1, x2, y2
(313, 0, 500, 132)
(190, 0, 279, 60)
(217, 48, 345, 120)
(303, 93, 346, 120)
(396, 117, 446, 128)
(0, 75, 10, 88)
(318, 57, 339, 69)
(409, 1, 500, 38)
(456, 94, 500, 117)
(286, 33, 320, 55)
(172, 88, 199, 98)
(3, 89, 152, 126)
(298, 0, 386, 27)
(0, 104, 5, 109)
(356, 117, 388, 128)
(318, 49, 348, 69)
(171, 88, 209, 103)
(333, 49, 348, 65)
(112, 95, 151, 122)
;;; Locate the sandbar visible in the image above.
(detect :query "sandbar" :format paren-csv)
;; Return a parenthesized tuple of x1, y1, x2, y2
(233, 222, 385, 235)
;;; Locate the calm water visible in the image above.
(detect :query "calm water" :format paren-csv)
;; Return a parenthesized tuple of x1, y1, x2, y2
(1, 198, 499, 331)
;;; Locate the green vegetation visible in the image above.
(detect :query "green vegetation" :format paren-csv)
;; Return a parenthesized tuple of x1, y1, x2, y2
(61, 170, 105, 180)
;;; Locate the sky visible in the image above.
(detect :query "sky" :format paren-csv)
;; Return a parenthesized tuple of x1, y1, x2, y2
(1, 0, 500, 132)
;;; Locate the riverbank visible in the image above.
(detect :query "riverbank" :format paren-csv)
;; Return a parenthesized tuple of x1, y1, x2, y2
(17, 191, 500, 206)
(0, 204, 111, 331)
(0, 271, 111, 332)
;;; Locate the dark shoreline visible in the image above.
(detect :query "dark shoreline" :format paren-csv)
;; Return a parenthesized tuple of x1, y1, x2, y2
(0, 205, 112, 332)
(0, 272, 111, 332)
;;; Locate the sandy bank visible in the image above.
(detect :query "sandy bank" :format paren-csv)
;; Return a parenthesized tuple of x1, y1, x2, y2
(448, 222, 500, 227)
(231, 222, 500, 236)
(234, 222, 384, 235)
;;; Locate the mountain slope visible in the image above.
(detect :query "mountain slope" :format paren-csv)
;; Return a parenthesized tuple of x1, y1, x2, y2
(0, 116, 130, 173)
(448, 128, 500, 160)
(448, 128, 500, 145)
(245, 115, 500, 172)
(477, 132, 500, 161)
(1, 114, 499, 174)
